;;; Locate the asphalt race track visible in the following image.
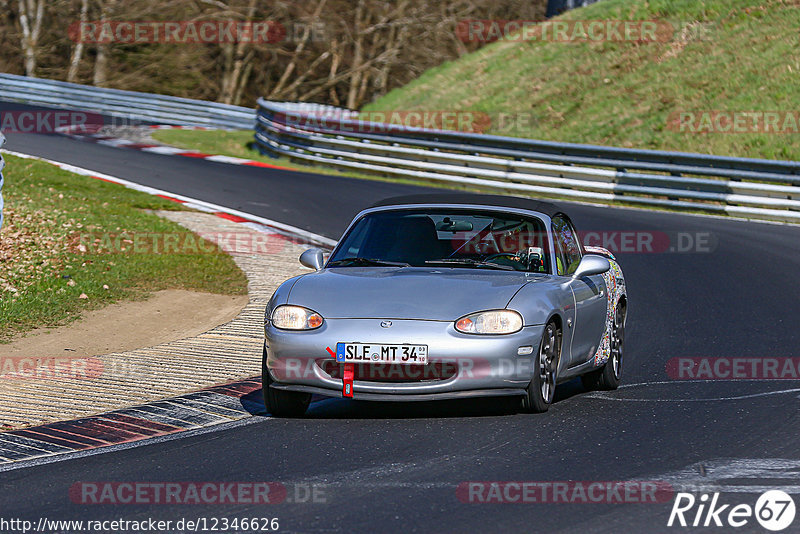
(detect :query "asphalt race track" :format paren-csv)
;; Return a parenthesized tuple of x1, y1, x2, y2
(2, 101, 800, 533)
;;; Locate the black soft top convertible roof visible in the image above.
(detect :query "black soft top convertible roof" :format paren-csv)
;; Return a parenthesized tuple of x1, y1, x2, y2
(371, 193, 562, 218)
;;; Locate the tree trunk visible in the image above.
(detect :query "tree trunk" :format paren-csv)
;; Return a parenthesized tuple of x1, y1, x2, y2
(232, 59, 254, 106)
(327, 39, 342, 106)
(345, 0, 366, 110)
(17, 0, 45, 76)
(67, 0, 89, 83)
(93, 0, 118, 87)
(219, 0, 257, 104)
(268, 0, 328, 100)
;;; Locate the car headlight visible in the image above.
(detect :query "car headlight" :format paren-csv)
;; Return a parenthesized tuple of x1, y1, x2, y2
(455, 310, 523, 335)
(271, 305, 324, 330)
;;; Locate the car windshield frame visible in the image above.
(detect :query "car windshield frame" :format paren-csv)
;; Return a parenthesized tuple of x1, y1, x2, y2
(327, 207, 553, 274)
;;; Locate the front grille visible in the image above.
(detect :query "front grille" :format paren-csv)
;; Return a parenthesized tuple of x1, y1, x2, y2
(317, 360, 457, 383)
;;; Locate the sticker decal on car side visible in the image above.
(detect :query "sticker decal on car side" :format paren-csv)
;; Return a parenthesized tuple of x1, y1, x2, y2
(587, 249, 626, 367)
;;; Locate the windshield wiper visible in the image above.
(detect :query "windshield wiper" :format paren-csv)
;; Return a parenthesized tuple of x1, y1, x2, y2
(327, 257, 410, 268)
(424, 258, 515, 271)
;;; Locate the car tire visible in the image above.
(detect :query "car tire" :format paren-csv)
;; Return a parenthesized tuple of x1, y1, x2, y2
(524, 321, 560, 413)
(262, 347, 311, 417)
(581, 301, 626, 391)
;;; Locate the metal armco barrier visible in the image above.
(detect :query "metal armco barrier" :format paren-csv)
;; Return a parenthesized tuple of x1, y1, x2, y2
(0, 73, 253, 129)
(1, 74, 797, 224)
(254, 99, 800, 224)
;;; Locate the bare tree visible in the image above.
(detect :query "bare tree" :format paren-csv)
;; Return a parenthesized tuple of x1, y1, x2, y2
(17, 0, 45, 76)
(0, 0, 548, 107)
(267, 0, 328, 100)
(93, 0, 119, 86)
(66, 0, 89, 82)
(216, 0, 255, 105)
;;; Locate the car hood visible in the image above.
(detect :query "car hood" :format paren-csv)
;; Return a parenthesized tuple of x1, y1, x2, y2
(287, 267, 532, 321)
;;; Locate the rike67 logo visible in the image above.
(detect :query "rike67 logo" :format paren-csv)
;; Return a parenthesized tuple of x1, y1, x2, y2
(668, 490, 796, 531)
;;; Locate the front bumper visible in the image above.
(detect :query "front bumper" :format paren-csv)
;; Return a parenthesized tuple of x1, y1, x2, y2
(265, 318, 545, 400)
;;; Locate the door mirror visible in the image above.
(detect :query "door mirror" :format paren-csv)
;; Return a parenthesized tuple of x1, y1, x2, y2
(299, 248, 325, 271)
(572, 254, 610, 279)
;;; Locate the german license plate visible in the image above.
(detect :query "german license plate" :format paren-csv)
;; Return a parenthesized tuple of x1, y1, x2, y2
(336, 343, 428, 365)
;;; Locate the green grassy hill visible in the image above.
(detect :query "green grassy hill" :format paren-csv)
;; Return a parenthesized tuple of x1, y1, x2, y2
(363, 0, 800, 161)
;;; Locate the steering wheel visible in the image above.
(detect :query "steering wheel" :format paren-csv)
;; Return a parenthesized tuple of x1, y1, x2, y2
(485, 252, 546, 272)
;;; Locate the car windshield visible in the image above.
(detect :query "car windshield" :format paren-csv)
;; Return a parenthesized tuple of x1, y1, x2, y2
(328, 209, 551, 273)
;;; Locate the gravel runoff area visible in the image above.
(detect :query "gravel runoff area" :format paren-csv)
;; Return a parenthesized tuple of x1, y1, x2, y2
(0, 210, 310, 429)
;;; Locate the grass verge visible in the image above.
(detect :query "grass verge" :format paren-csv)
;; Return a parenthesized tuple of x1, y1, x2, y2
(363, 0, 800, 161)
(0, 153, 248, 342)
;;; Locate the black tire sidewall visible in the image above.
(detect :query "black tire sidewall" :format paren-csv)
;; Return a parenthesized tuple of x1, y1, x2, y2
(525, 322, 558, 413)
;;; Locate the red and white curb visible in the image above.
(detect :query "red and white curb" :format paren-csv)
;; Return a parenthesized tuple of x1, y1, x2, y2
(56, 124, 294, 171)
(1, 149, 336, 249)
(0, 378, 263, 468)
(0, 376, 330, 471)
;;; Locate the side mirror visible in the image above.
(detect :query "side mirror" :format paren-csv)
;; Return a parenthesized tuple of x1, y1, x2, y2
(299, 248, 325, 271)
(572, 254, 610, 279)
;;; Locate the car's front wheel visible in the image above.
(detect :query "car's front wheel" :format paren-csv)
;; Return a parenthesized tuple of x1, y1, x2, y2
(262, 347, 311, 417)
(524, 321, 560, 413)
(581, 301, 626, 391)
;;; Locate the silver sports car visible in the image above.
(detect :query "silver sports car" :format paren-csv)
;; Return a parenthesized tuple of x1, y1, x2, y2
(263, 194, 627, 416)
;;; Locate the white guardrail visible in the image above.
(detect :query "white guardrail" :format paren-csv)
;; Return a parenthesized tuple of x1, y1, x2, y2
(254, 99, 800, 224)
(0, 73, 253, 129)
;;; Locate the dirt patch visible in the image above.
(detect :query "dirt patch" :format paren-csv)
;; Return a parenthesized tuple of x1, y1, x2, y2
(0, 210, 308, 428)
(0, 289, 247, 358)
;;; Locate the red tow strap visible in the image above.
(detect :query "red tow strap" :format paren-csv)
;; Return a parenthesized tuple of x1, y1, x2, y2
(342, 363, 354, 398)
(327, 346, 354, 398)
